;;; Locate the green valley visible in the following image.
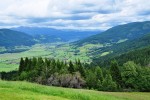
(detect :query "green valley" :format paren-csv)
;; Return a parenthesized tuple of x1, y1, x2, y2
(1, 1, 150, 100)
(0, 42, 92, 72)
(1, 21, 150, 100)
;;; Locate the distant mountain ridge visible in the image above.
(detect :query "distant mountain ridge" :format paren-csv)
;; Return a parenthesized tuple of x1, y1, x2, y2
(0, 29, 35, 47)
(75, 21, 150, 46)
(0, 27, 100, 47)
(72, 21, 150, 66)
(0, 28, 100, 53)
(1, 21, 150, 66)
(12, 27, 101, 42)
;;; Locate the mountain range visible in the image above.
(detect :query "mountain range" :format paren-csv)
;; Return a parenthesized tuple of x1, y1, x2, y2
(0, 29, 35, 47)
(1, 21, 150, 66)
(12, 27, 100, 42)
(73, 21, 150, 66)
(75, 21, 150, 46)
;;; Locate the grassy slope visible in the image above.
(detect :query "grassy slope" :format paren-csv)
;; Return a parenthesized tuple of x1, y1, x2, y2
(0, 80, 149, 100)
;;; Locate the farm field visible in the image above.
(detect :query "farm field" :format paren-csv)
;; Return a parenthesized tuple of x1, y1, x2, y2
(0, 42, 102, 72)
(0, 80, 149, 100)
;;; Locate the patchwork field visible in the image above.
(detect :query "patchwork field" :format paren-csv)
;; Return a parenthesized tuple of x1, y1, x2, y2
(0, 42, 102, 72)
(0, 80, 149, 100)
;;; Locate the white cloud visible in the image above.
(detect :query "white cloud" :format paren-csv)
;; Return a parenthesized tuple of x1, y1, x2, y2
(0, 0, 150, 30)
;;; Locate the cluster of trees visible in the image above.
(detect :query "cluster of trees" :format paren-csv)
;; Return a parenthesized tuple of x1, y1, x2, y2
(2, 57, 86, 88)
(1, 57, 150, 92)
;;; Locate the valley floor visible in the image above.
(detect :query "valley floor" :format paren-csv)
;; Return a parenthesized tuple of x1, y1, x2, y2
(0, 43, 92, 72)
(0, 80, 149, 100)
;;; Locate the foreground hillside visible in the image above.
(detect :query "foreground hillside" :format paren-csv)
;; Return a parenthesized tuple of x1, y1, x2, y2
(0, 80, 149, 100)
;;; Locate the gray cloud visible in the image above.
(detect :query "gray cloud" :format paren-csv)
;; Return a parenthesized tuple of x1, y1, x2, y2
(0, 0, 150, 30)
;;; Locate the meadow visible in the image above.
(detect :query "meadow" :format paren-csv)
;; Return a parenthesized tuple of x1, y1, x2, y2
(0, 80, 149, 100)
(0, 42, 99, 72)
(0, 42, 112, 72)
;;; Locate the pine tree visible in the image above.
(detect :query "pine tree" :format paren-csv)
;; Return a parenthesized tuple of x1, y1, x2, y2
(94, 66, 103, 90)
(19, 57, 24, 73)
(36, 57, 44, 73)
(24, 57, 29, 69)
(102, 73, 117, 91)
(95, 66, 103, 82)
(28, 59, 33, 71)
(77, 59, 85, 77)
(56, 59, 61, 71)
(32, 57, 37, 68)
(110, 60, 122, 86)
(86, 70, 97, 89)
(122, 61, 138, 88)
(68, 60, 75, 74)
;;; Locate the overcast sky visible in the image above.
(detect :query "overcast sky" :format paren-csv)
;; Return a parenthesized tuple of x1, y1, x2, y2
(0, 0, 150, 30)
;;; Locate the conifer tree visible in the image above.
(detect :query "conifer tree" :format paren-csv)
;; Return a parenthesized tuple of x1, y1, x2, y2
(122, 61, 138, 88)
(26, 59, 32, 71)
(110, 60, 122, 86)
(86, 70, 97, 89)
(77, 59, 85, 77)
(68, 60, 75, 73)
(19, 57, 24, 73)
(36, 57, 44, 73)
(32, 57, 37, 67)
(24, 57, 29, 69)
(56, 59, 61, 71)
(95, 66, 103, 82)
(102, 73, 117, 91)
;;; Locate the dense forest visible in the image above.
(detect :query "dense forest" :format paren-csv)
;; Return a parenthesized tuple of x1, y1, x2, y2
(1, 57, 150, 92)
(92, 32, 150, 57)
(91, 32, 150, 67)
(95, 46, 150, 67)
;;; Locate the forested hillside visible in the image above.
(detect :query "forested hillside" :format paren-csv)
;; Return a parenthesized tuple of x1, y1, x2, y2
(96, 46, 150, 66)
(92, 32, 150, 65)
(0, 29, 35, 47)
(75, 21, 150, 46)
(72, 22, 150, 67)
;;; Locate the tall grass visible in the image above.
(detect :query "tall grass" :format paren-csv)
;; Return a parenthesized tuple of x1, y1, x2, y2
(0, 80, 149, 100)
(0, 80, 122, 100)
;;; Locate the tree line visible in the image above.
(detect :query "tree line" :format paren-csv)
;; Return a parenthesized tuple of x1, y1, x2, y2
(1, 57, 150, 92)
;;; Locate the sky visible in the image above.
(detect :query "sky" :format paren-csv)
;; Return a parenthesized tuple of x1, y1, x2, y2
(0, 0, 150, 30)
